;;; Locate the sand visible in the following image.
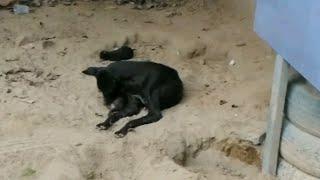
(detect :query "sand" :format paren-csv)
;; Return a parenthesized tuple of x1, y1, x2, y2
(0, 1, 274, 179)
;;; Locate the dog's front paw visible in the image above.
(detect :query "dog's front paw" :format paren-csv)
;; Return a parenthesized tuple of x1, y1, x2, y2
(114, 130, 127, 138)
(108, 110, 118, 117)
(96, 122, 111, 130)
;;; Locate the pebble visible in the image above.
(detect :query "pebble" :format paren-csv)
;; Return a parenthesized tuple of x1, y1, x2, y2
(229, 59, 236, 66)
(231, 104, 239, 108)
(219, 100, 228, 105)
(202, 28, 210, 31)
(62, 0, 72, 6)
(13, 4, 30, 15)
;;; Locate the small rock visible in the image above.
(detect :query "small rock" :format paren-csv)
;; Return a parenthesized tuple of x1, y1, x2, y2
(35, 69, 44, 77)
(95, 112, 103, 117)
(39, 21, 44, 28)
(13, 4, 30, 15)
(20, 99, 36, 104)
(145, 3, 154, 9)
(75, 143, 82, 146)
(6, 89, 12, 93)
(42, 40, 55, 49)
(57, 48, 68, 56)
(202, 28, 210, 31)
(41, 36, 55, 41)
(204, 84, 210, 88)
(62, 0, 72, 5)
(21, 43, 35, 49)
(219, 100, 227, 105)
(229, 59, 236, 66)
(45, 73, 60, 81)
(231, 104, 239, 108)
(57, 51, 67, 56)
(236, 43, 247, 47)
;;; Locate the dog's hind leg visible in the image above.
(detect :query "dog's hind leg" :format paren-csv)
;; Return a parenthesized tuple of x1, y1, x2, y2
(96, 96, 143, 130)
(115, 90, 163, 137)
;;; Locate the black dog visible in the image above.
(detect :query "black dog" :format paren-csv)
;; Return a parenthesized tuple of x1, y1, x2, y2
(83, 61, 183, 137)
(100, 46, 134, 61)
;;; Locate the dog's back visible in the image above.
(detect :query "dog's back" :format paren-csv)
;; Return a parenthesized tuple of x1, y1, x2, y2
(106, 61, 181, 82)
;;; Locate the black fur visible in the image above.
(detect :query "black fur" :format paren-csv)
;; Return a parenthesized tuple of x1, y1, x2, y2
(82, 61, 183, 137)
(100, 46, 134, 61)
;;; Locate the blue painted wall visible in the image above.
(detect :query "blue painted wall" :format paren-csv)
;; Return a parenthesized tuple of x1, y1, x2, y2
(254, 0, 320, 91)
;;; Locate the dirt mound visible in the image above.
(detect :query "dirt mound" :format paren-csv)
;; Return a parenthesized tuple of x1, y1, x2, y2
(216, 138, 261, 167)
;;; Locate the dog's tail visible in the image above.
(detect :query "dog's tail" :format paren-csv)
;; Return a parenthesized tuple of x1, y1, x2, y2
(100, 46, 134, 61)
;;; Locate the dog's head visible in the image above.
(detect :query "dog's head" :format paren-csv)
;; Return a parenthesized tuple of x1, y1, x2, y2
(82, 67, 119, 105)
(82, 67, 104, 77)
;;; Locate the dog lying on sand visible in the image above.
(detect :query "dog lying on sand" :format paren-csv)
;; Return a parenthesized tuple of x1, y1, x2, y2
(83, 60, 183, 137)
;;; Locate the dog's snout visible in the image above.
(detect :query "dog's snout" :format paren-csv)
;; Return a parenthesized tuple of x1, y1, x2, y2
(82, 69, 89, 74)
(82, 67, 100, 76)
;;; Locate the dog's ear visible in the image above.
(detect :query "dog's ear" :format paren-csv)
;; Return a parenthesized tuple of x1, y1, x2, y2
(82, 67, 103, 77)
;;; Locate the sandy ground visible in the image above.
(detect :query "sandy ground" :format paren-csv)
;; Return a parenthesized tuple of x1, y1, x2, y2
(0, 1, 274, 179)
